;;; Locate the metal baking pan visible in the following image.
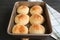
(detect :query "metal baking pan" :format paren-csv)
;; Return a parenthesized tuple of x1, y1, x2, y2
(7, 1, 52, 38)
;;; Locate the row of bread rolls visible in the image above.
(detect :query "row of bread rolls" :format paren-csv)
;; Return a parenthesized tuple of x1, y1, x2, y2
(17, 5, 43, 15)
(12, 24, 45, 34)
(29, 5, 45, 34)
(15, 13, 44, 25)
(12, 5, 45, 34)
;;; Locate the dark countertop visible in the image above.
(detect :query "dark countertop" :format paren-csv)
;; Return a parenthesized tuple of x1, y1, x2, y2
(0, 0, 60, 40)
(44, 0, 60, 12)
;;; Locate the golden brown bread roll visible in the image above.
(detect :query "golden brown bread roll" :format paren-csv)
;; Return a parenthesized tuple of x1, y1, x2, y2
(15, 14, 29, 25)
(30, 5, 43, 15)
(12, 24, 28, 34)
(30, 14, 44, 24)
(29, 24, 45, 34)
(17, 5, 29, 14)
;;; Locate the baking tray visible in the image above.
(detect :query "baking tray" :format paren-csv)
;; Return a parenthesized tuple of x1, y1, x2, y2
(7, 1, 52, 38)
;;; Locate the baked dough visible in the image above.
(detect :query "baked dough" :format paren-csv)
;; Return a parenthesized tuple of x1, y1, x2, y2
(30, 14, 44, 24)
(15, 14, 29, 25)
(12, 24, 28, 34)
(29, 24, 45, 34)
(30, 5, 43, 15)
(17, 5, 29, 14)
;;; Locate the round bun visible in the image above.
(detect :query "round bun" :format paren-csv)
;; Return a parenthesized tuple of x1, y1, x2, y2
(30, 5, 43, 15)
(15, 14, 29, 25)
(29, 24, 45, 34)
(30, 14, 44, 24)
(12, 24, 28, 34)
(17, 5, 29, 14)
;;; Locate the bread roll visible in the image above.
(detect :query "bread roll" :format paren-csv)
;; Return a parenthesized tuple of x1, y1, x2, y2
(15, 14, 29, 25)
(12, 24, 28, 34)
(29, 24, 45, 34)
(30, 5, 43, 15)
(17, 5, 29, 14)
(30, 14, 44, 24)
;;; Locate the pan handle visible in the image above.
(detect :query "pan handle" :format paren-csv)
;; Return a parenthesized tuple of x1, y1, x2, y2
(22, 38, 29, 40)
(28, 0, 43, 2)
